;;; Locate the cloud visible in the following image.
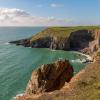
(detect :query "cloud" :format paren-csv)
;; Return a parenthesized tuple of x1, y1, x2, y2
(0, 8, 73, 26)
(50, 3, 64, 8)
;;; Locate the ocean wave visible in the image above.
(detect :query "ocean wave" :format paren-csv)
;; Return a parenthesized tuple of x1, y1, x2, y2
(71, 59, 87, 63)
(0, 42, 10, 45)
(57, 57, 87, 63)
(81, 54, 92, 61)
(73, 51, 92, 61)
(13, 93, 24, 100)
(4, 42, 10, 45)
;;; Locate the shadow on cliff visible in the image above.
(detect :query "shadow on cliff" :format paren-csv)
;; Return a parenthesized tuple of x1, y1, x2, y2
(69, 30, 94, 50)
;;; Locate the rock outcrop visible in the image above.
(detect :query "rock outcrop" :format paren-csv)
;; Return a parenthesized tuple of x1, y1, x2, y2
(9, 39, 30, 47)
(10, 36, 70, 50)
(16, 60, 74, 100)
(26, 59, 73, 94)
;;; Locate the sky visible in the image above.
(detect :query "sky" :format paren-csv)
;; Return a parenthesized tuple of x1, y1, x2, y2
(0, 0, 100, 26)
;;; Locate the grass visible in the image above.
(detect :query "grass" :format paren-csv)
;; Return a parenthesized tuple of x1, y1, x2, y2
(30, 26, 100, 42)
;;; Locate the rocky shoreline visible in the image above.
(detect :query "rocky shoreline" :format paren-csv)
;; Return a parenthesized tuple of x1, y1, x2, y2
(10, 27, 100, 100)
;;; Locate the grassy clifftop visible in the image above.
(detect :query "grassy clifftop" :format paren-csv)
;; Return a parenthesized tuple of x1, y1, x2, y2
(30, 26, 100, 42)
(35, 63, 100, 100)
(10, 26, 100, 53)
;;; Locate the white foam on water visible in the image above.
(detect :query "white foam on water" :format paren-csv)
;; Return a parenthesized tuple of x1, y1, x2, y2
(4, 42, 10, 45)
(71, 51, 92, 63)
(59, 57, 63, 60)
(71, 59, 87, 63)
(13, 93, 24, 100)
(75, 52, 92, 61)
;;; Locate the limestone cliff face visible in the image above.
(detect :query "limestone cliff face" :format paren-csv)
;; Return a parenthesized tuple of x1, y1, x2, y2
(30, 36, 70, 50)
(50, 37, 70, 50)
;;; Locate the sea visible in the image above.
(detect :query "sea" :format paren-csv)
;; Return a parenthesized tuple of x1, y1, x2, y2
(0, 27, 86, 100)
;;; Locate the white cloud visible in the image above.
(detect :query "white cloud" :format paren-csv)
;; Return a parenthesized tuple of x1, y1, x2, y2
(51, 3, 64, 8)
(0, 8, 73, 26)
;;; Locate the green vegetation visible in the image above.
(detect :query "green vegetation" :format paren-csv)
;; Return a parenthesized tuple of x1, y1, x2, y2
(30, 26, 100, 42)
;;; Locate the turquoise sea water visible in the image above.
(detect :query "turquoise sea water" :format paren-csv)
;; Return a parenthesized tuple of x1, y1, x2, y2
(0, 27, 86, 100)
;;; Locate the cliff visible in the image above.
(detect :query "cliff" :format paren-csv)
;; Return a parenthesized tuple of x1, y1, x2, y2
(16, 62, 100, 100)
(10, 26, 100, 56)
(36, 62, 100, 100)
(12, 26, 100, 100)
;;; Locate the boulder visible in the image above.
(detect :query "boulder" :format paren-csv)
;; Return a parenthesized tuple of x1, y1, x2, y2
(26, 59, 74, 95)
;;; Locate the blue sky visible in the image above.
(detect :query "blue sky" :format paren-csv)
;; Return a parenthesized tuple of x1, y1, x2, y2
(0, 0, 100, 26)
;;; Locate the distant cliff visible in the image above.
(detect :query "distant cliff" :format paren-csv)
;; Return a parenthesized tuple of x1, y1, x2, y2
(10, 27, 100, 56)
